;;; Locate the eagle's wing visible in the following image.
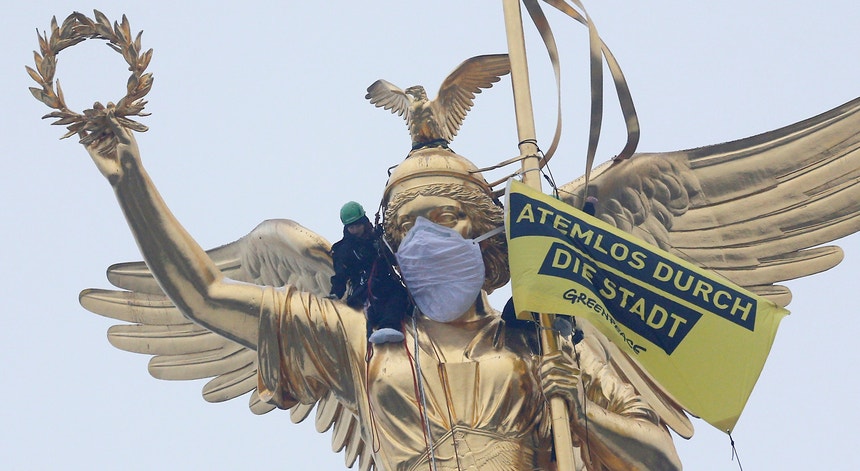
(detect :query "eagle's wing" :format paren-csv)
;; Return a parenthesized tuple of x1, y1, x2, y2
(80, 219, 376, 470)
(366, 79, 412, 128)
(434, 54, 511, 142)
(554, 96, 860, 437)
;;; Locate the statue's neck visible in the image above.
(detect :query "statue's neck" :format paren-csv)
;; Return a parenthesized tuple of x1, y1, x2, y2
(415, 292, 497, 362)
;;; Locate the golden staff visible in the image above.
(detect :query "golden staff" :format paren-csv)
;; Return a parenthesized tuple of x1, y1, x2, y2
(501, 1, 581, 469)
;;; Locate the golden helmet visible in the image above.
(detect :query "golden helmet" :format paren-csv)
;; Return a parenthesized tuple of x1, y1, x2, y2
(383, 146, 493, 203)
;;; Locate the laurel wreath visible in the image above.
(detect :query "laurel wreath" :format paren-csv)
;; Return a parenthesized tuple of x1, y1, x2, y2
(27, 10, 153, 154)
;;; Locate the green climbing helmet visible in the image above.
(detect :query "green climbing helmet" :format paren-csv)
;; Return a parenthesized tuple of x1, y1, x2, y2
(340, 201, 366, 225)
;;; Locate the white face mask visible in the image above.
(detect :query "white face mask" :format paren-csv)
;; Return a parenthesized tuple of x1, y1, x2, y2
(395, 217, 502, 323)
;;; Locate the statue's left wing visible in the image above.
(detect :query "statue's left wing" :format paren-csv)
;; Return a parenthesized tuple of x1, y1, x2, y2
(559, 96, 860, 307)
(80, 219, 378, 469)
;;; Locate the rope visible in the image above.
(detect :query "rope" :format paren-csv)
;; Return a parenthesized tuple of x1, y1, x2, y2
(409, 314, 439, 471)
(438, 366, 465, 471)
(729, 431, 744, 471)
(363, 345, 383, 454)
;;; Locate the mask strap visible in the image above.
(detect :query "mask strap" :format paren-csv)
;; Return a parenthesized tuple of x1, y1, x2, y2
(473, 226, 504, 244)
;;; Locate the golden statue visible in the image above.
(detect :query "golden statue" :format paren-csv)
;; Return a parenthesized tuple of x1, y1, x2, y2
(79, 114, 686, 469)
(72, 88, 860, 469)
(32, 7, 860, 471)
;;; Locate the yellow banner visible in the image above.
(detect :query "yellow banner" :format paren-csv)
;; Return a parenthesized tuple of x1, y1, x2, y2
(505, 180, 788, 432)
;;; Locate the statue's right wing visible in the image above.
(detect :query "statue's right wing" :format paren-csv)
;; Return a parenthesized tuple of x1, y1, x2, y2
(80, 219, 377, 470)
(80, 219, 333, 414)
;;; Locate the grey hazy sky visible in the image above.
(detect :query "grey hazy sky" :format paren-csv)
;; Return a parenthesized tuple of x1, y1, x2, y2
(4, 1, 860, 469)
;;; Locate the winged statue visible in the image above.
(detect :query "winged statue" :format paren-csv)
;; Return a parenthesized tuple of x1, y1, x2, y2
(366, 54, 511, 149)
(66, 38, 860, 469)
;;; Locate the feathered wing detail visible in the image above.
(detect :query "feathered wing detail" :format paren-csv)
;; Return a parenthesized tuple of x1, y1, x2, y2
(434, 54, 511, 142)
(289, 392, 371, 470)
(365, 79, 412, 124)
(557, 96, 860, 434)
(365, 54, 510, 145)
(80, 219, 375, 468)
(78, 288, 275, 411)
(101, 219, 334, 294)
(560, 97, 860, 306)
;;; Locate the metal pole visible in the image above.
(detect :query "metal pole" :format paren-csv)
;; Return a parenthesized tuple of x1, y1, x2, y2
(502, 0, 542, 189)
(501, 1, 580, 469)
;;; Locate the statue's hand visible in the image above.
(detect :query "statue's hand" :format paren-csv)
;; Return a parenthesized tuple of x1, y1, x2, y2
(81, 113, 141, 185)
(540, 350, 586, 422)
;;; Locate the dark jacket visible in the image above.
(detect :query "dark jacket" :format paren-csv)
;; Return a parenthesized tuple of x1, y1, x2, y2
(330, 218, 411, 334)
(330, 219, 377, 308)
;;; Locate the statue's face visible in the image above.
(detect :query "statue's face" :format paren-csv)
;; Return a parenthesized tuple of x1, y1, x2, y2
(392, 195, 473, 240)
(385, 184, 510, 292)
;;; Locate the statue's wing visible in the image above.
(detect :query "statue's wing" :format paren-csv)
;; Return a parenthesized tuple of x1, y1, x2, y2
(434, 54, 511, 142)
(366, 79, 412, 126)
(555, 96, 860, 436)
(559, 96, 860, 307)
(98, 218, 334, 293)
(80, 219, 332, 414)
(80, 220, 375, 469)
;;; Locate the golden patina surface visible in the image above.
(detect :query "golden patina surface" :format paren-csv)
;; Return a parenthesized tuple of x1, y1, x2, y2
(41, 7, 860, 471)
(81, 130, 682, 469)
(67, 60, 860, 471)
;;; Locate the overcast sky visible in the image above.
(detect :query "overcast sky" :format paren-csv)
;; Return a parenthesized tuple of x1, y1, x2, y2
(4, 1, 860, 469)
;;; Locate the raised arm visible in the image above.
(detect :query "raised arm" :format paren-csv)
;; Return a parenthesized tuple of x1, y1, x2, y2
(83, 117, 262, 349)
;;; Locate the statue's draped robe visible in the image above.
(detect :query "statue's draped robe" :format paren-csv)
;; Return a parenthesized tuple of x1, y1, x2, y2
(257, 286, 662, 470)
